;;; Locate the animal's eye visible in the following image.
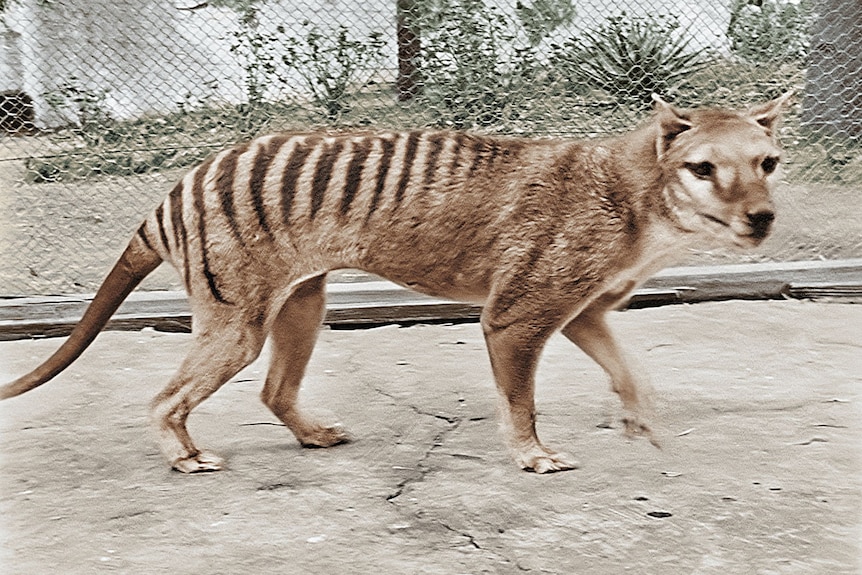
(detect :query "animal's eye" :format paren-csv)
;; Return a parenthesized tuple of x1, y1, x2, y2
(685, 161, 714, 179)
(761, 156, 779, 174)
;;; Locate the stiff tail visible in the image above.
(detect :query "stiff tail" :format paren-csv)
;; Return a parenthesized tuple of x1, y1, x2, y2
(0, 238, 162, 400)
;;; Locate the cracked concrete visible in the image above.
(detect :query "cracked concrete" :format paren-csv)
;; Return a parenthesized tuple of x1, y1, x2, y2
(386, 415, 462, 504)
(369, 376, 469, 504)
(1, 300, 861, 574)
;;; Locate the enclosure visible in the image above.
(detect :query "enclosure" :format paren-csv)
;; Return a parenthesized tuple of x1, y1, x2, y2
(1, 1, 861, 573)
(0, 0, 861, 296)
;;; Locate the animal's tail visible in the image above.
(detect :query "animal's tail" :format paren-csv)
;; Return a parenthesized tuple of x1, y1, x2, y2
(0, 235, 163, 400)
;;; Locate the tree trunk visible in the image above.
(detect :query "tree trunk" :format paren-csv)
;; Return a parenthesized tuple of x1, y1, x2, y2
(396, 0, 420, 101)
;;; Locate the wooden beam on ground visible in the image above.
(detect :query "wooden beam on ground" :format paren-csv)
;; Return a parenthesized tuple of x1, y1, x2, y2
(0, 259, 860, 340)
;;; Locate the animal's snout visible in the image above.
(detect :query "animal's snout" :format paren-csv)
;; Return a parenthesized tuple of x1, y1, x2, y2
(746, 209, 775, 239)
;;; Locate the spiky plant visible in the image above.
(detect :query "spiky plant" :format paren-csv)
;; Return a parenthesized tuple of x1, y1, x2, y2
(553, 13, 712, 107)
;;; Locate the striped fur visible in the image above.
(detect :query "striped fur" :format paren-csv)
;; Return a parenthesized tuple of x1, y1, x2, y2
(2, 93, 792, 474)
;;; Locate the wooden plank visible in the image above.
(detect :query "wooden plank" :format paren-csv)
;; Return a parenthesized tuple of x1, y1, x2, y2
(1, 259, 860, 340)
(644, 259, 862, 302)
(784, 282, 862, 301)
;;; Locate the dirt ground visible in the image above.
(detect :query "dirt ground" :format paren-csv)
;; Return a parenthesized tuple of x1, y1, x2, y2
(1, 299, 860, 574)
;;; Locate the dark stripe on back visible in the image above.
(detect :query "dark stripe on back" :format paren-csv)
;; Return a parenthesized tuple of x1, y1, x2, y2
(310, 140, 344, 220)
(341, 138, 372, 216)
(366, 136, 397, 219)
(168, 181, 191, 290)
(192, 157, 231, 304)
(448, 133, 468, 175)
(280, 139, 316, 226)
(485, 141, 501, 170)
(155, 204, 170, 253)
(248, 137, 285, 239)
(423, 132, 446, 188)
(216, 146, 246, 245)
(394, 131, 421, 205)
(467, 138, 488, 177)
(136, 222, 153, 250)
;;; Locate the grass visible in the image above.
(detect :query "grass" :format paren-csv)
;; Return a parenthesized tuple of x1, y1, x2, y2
(20, 59, 862, 186)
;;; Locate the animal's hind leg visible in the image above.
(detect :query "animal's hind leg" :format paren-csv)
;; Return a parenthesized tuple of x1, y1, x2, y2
(261, 275, 350, 448)
(150, 317, 266, 473)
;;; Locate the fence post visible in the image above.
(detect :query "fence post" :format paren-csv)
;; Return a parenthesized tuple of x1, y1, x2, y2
(801, 0, 862, 137)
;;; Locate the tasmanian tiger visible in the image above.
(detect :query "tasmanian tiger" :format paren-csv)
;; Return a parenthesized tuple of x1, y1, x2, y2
(1, 93, 792, 473)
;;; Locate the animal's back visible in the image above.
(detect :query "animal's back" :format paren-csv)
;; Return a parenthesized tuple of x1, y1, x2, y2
(136, 130, 567, 304)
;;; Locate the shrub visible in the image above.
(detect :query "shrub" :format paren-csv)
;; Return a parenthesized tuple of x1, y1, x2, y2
(673, 58, 803, 109)
(229, 7, 282, 107)
(727, 0, 813, 63)
(551, 13, 712, 107)
(515, 0, 576, 47)
(280, 22, 386, 120)
(417, 0, 513, 128)
(43, 76, 114, 145)
(229, 10, 386, 119)
(417, 0, 549, 129)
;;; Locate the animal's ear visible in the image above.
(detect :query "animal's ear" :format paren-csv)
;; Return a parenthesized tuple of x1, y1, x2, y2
(652, 94, 692, 158)
(747, 91, 795, 133)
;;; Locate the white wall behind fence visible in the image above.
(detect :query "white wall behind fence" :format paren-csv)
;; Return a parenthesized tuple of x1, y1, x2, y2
(0, 0, 730, 128)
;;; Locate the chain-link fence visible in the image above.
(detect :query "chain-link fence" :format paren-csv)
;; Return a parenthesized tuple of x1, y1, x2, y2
(0, 0, 860, 296)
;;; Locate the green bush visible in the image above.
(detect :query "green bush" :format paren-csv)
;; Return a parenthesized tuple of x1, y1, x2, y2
(43, 76, 114, 146)
(280, 22, 386, 120)
(727, 0, 813, 63)
(515, 0, 576, 46)
(23, 102, 304, 183)
(229, 11, 386, 120)
(673, 58, 803, 109)
(415, 0, 564, 129)
(228, 8, 282, 107)
(551, 13, 712, 106)
(416, 0, 519, 128)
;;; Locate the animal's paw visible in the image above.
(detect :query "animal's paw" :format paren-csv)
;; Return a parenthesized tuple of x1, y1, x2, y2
(298, 423, 351, 448)
(514, 446, 580, 474)
(622, 413, 662, 449)
(172, 451, 224, 473)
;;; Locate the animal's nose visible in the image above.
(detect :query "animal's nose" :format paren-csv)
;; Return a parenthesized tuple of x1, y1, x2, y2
(747, 210, 775, 239)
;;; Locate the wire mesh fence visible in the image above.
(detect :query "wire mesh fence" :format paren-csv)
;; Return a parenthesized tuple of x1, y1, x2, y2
(0, 0, 860, 296)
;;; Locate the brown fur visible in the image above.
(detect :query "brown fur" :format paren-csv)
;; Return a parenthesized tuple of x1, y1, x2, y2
(1, 94, 792, 473)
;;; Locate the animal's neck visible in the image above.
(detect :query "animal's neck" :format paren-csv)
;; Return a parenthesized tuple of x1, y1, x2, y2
(610, 123, 694, 233)
(591, 124, 695, 266)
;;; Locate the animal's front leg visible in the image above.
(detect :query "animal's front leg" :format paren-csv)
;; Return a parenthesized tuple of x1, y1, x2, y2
(481, 310, 578, 473)
(561, 309, 660, 447)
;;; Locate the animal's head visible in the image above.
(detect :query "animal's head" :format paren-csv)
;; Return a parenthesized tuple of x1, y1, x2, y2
(654, 92, 793, 248)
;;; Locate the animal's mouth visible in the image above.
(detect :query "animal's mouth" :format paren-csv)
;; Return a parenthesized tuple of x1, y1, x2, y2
(698, 212, 767, 247)
(699, 213, 729, 229)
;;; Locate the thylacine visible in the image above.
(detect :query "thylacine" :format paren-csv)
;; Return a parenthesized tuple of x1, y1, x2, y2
(1, 93, 792, 474)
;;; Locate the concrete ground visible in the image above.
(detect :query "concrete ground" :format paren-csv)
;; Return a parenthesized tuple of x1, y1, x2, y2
(0, 299, 860, 574)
